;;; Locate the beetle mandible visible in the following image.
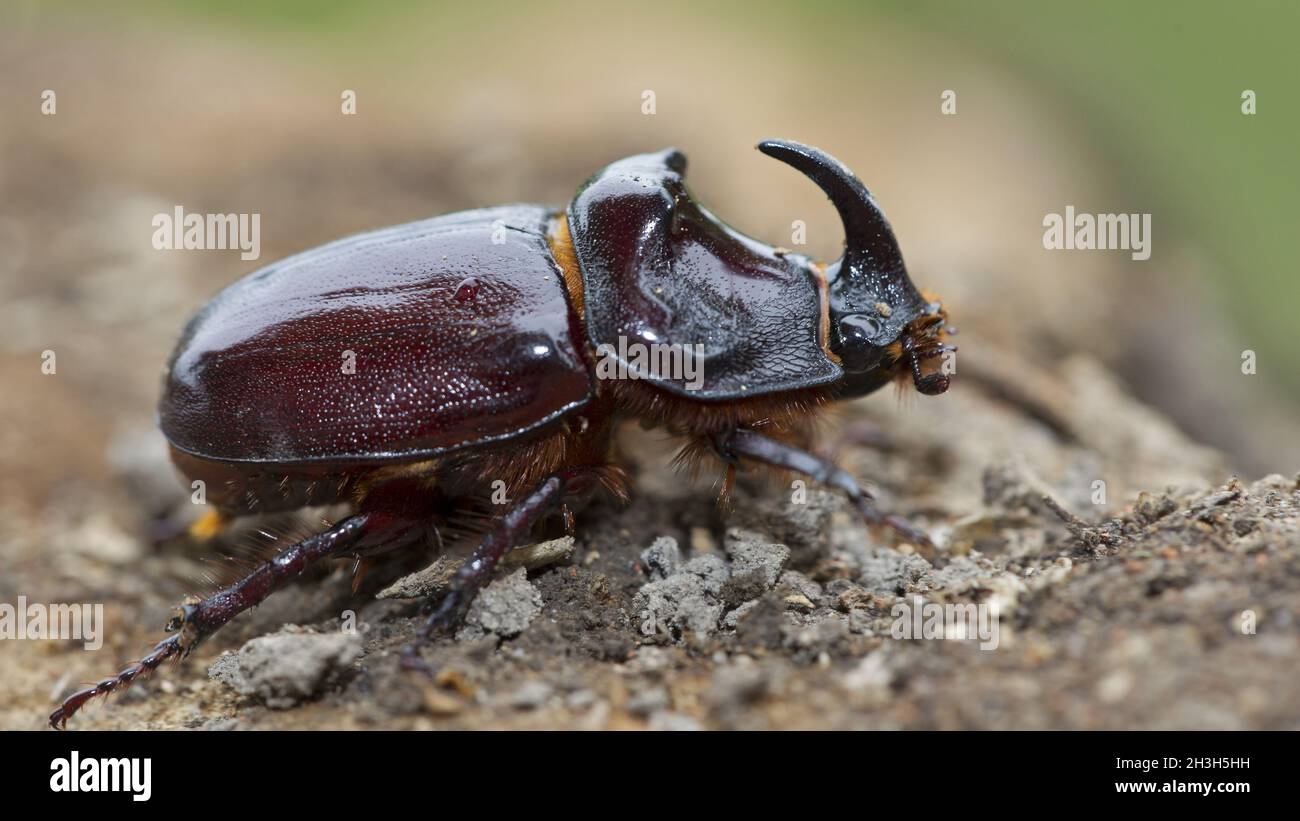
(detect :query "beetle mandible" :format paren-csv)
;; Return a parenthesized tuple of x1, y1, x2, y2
(50, 139, 953, 728)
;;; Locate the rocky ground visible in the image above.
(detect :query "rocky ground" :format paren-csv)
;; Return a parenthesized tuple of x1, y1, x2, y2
(5, 348, 1298, 731)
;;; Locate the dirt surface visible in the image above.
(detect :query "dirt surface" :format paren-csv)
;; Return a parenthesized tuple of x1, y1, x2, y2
(2, 11, 1298, 731)
(6, 350, 1298, 731)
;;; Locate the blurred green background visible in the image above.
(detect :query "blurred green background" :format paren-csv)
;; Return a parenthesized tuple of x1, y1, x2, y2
(3, 0, 1297, 477)
(890, 0, 1299, 392)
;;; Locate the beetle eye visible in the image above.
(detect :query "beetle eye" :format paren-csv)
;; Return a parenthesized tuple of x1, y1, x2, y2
(835, 313, 884, 372)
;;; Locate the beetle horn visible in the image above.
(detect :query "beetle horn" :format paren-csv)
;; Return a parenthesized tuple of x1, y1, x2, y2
(756, 138, 924, 319)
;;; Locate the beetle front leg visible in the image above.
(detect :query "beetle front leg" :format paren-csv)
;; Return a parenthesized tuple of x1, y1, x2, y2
(713, 428, 933, 547)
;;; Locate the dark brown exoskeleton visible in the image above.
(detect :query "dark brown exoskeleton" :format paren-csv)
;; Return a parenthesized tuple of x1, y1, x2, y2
(50, 140, 953, 727)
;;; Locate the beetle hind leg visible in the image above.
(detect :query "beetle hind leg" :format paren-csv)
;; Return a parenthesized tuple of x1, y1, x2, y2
(48, 513, 374, 729)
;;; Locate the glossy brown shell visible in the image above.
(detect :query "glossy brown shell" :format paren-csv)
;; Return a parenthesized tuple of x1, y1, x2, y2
(159, 205, 593, 466)
(567, 149, 841, 400)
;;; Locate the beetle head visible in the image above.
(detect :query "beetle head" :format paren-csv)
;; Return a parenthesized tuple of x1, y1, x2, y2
(757, 139, 951, 398)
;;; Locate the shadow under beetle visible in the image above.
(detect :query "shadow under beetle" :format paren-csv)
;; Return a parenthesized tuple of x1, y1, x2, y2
(50, 139, 953, 728)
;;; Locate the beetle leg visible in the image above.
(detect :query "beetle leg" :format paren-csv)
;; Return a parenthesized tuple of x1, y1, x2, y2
(48, 513, 373, 729)
(403, 470, 597, 662)
(713, 428, 933, 548)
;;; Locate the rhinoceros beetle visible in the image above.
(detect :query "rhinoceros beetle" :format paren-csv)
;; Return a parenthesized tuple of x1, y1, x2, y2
(50, 139, 952, 728)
